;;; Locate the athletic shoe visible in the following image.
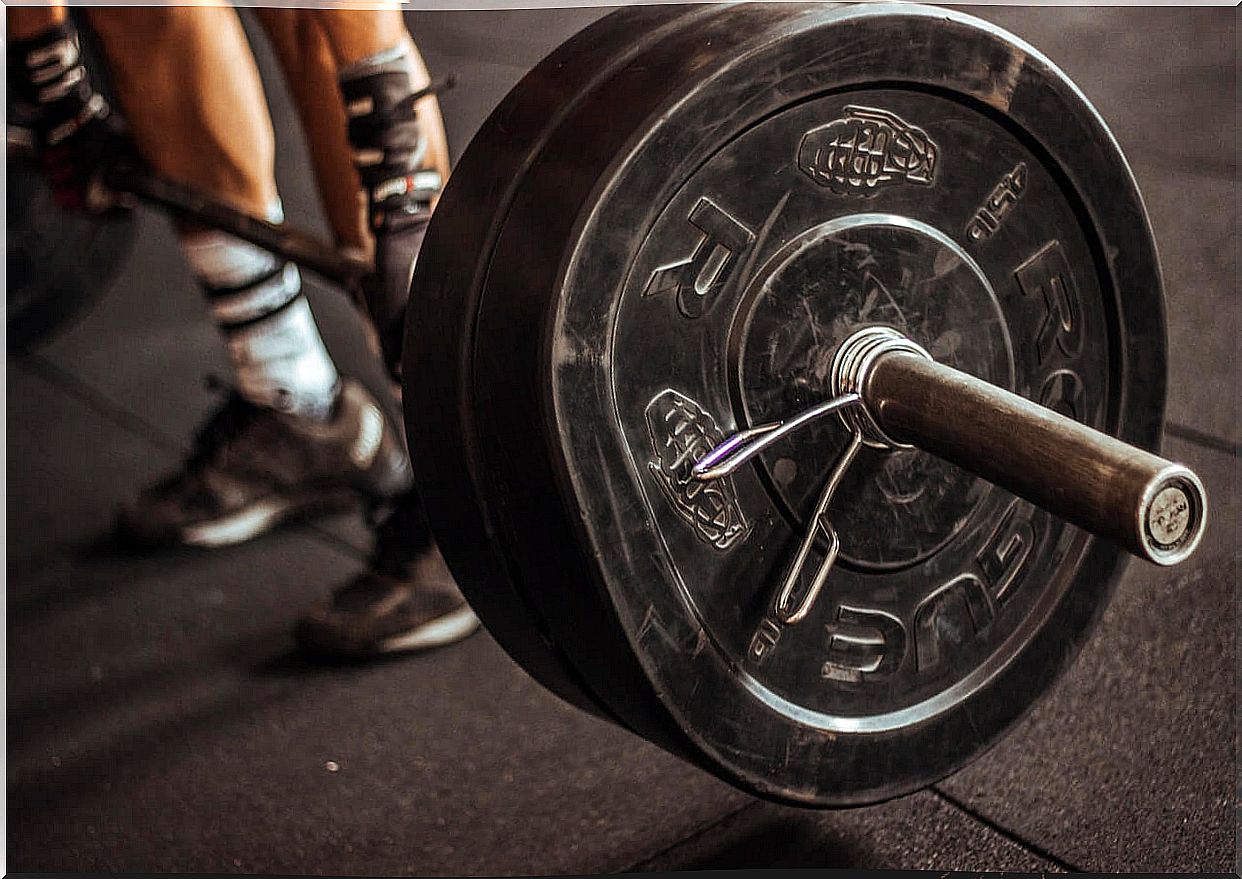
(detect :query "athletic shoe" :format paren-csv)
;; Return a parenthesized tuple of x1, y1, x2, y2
(115, 378, 411, 549)
(295, 491, 480, 658)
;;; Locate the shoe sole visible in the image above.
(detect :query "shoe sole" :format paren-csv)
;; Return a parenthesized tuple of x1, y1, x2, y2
(179, 489, 357, 548)
(376, 605, 482, 654)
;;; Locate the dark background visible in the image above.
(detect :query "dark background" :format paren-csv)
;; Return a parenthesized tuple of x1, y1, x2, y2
(7, 4, 1236, 874)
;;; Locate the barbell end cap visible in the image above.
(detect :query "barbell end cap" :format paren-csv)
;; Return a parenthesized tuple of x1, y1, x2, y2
(1137, 464, 1207, 566)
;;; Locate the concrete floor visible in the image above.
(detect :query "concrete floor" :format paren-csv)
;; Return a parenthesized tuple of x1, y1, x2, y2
(6, 5, 1237, 874)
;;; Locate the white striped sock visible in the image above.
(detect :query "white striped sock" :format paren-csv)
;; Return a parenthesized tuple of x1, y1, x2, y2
(181, 230, 340, 421)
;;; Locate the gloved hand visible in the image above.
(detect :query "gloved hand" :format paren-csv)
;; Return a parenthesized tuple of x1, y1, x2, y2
(9, 19, 134, 212)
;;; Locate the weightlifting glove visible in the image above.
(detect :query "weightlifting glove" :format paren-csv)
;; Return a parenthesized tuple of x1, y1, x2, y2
(339, 45, 444, 383)
(9, 20, 133, 212)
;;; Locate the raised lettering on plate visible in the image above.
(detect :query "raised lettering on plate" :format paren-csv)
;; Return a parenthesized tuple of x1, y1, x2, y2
(748, 617, 782, 665)
(976, 497, 1037, 604)
(1039, 368, 1087, 423)
(1015, 241, 1083, 364)
(644, 197, 754, 319)
(966, 162, 1028, 242)
(821, 605, 907, 682)
(913, 573, 995, 672)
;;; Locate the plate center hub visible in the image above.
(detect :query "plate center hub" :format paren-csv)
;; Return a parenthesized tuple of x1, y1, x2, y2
(734, 213, 1016, 571)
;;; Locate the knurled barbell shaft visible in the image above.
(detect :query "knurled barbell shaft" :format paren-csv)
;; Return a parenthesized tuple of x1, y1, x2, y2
(862, 349, 1206, 565)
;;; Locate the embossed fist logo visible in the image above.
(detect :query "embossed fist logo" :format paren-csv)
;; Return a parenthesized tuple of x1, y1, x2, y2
(797, 105, 938, 196)
(645, 390, 748, 551)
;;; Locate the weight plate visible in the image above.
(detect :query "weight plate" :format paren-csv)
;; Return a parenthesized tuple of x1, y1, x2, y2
(407, 3, 1166, 805)
(405, 3, 734, 742)
(6, 159, 135, 355)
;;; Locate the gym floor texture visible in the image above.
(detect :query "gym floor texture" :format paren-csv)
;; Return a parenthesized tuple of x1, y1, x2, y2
(6, 5, 1236, 874)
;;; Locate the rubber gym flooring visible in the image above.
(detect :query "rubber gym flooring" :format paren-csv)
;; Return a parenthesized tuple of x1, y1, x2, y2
(7, 5, 1236, 874)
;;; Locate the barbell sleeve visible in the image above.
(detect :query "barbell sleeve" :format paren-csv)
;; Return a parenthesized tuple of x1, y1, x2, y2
(859, 345, 1207, 566)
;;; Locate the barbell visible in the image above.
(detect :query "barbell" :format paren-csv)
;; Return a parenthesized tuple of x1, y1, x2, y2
(7, 2, 1209, 807)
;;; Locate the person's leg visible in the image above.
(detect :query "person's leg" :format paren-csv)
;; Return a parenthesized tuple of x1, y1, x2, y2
(257, 8, 476, 658)
(252, 8, 450, 254)
(8, 6, 68, 40)
(85, 6, 340, 418)
(312, 5, 450, 381)
(251, 9, 369, 258)
(84, 8, 410, 547)
(313, 6, 450, 208)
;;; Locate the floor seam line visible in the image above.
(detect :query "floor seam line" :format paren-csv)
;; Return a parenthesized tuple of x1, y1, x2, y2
(19, 353, 185, 454)
(930, 785, 1084, 873)
(614, 799, 761, 873)
(1164, 421, 1239, 457)
(16, 354, 372, 563)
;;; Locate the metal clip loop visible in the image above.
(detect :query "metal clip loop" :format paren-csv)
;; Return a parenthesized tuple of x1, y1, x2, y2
(773, 429, 862, 624)
(693, 392, 866, 626)
(691, 393, 862, 481)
